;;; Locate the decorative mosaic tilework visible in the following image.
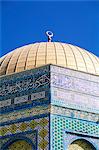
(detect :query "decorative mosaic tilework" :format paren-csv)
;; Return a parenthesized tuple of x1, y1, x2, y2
(51, 106, 99, 123)
(0, 105, 50, 124)
(0, 116, 49, 150)
(14, 95, 28, 104)
(51, 72, 99, 96)
(0, 137, 9, 149)
(51, 66, 99, 113)
(0, 74, 50, 100)
(0, 65, 50, 100)
(31, 91, 45, 101)
(0, 131, 37, 150)
(50, 65, 99, 83)
(51, 87, 99, 113)
(51, 115, 99, 150)
(64, 132, 99, 150)
(1, 90, 50, 114)
(0, 99, 11, 108)
(1, 64, 99, 150)
(0, 91, 46, 108)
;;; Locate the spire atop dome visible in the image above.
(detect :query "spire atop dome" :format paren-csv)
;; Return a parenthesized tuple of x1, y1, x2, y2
(46, 31, 53, 42)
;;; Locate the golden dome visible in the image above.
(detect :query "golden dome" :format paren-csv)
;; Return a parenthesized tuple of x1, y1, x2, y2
(0, 42, 99, 76)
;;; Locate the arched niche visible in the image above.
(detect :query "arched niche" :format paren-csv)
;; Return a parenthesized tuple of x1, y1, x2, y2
(1, 136, 35, 150)
(68, 139, 96, 150)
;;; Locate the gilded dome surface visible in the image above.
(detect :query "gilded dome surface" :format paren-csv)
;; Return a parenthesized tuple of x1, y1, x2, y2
(0, 42, 99, 76)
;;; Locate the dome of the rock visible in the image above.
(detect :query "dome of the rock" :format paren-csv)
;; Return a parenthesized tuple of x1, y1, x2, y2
(0, 42, 99, 76)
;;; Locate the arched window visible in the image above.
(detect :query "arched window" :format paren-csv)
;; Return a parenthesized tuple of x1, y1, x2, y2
(7, 139, 32, 150)
(2, 137, 35, 150)
(68, 139, 96, 150)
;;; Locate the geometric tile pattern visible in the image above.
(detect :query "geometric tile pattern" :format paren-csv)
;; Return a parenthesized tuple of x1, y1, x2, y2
(0, 116, 49, 150)
(0, 90, 50, 114)
(0, 105, 50, 124)
(51, 106, 99, 123)
(51, 115, 99, 150)
(0, 64, 99, 150)
(0, 91, 45, 108)
(51, 86, 99, 113)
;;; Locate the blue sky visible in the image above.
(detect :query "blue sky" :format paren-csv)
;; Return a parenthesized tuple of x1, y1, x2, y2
(1, 0, 99, 57)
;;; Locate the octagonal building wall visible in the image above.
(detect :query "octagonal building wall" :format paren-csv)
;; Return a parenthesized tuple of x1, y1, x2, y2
(0, 65, 51, 150)
(0, 64, 99, 150)
(50, 65, 99, 150)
